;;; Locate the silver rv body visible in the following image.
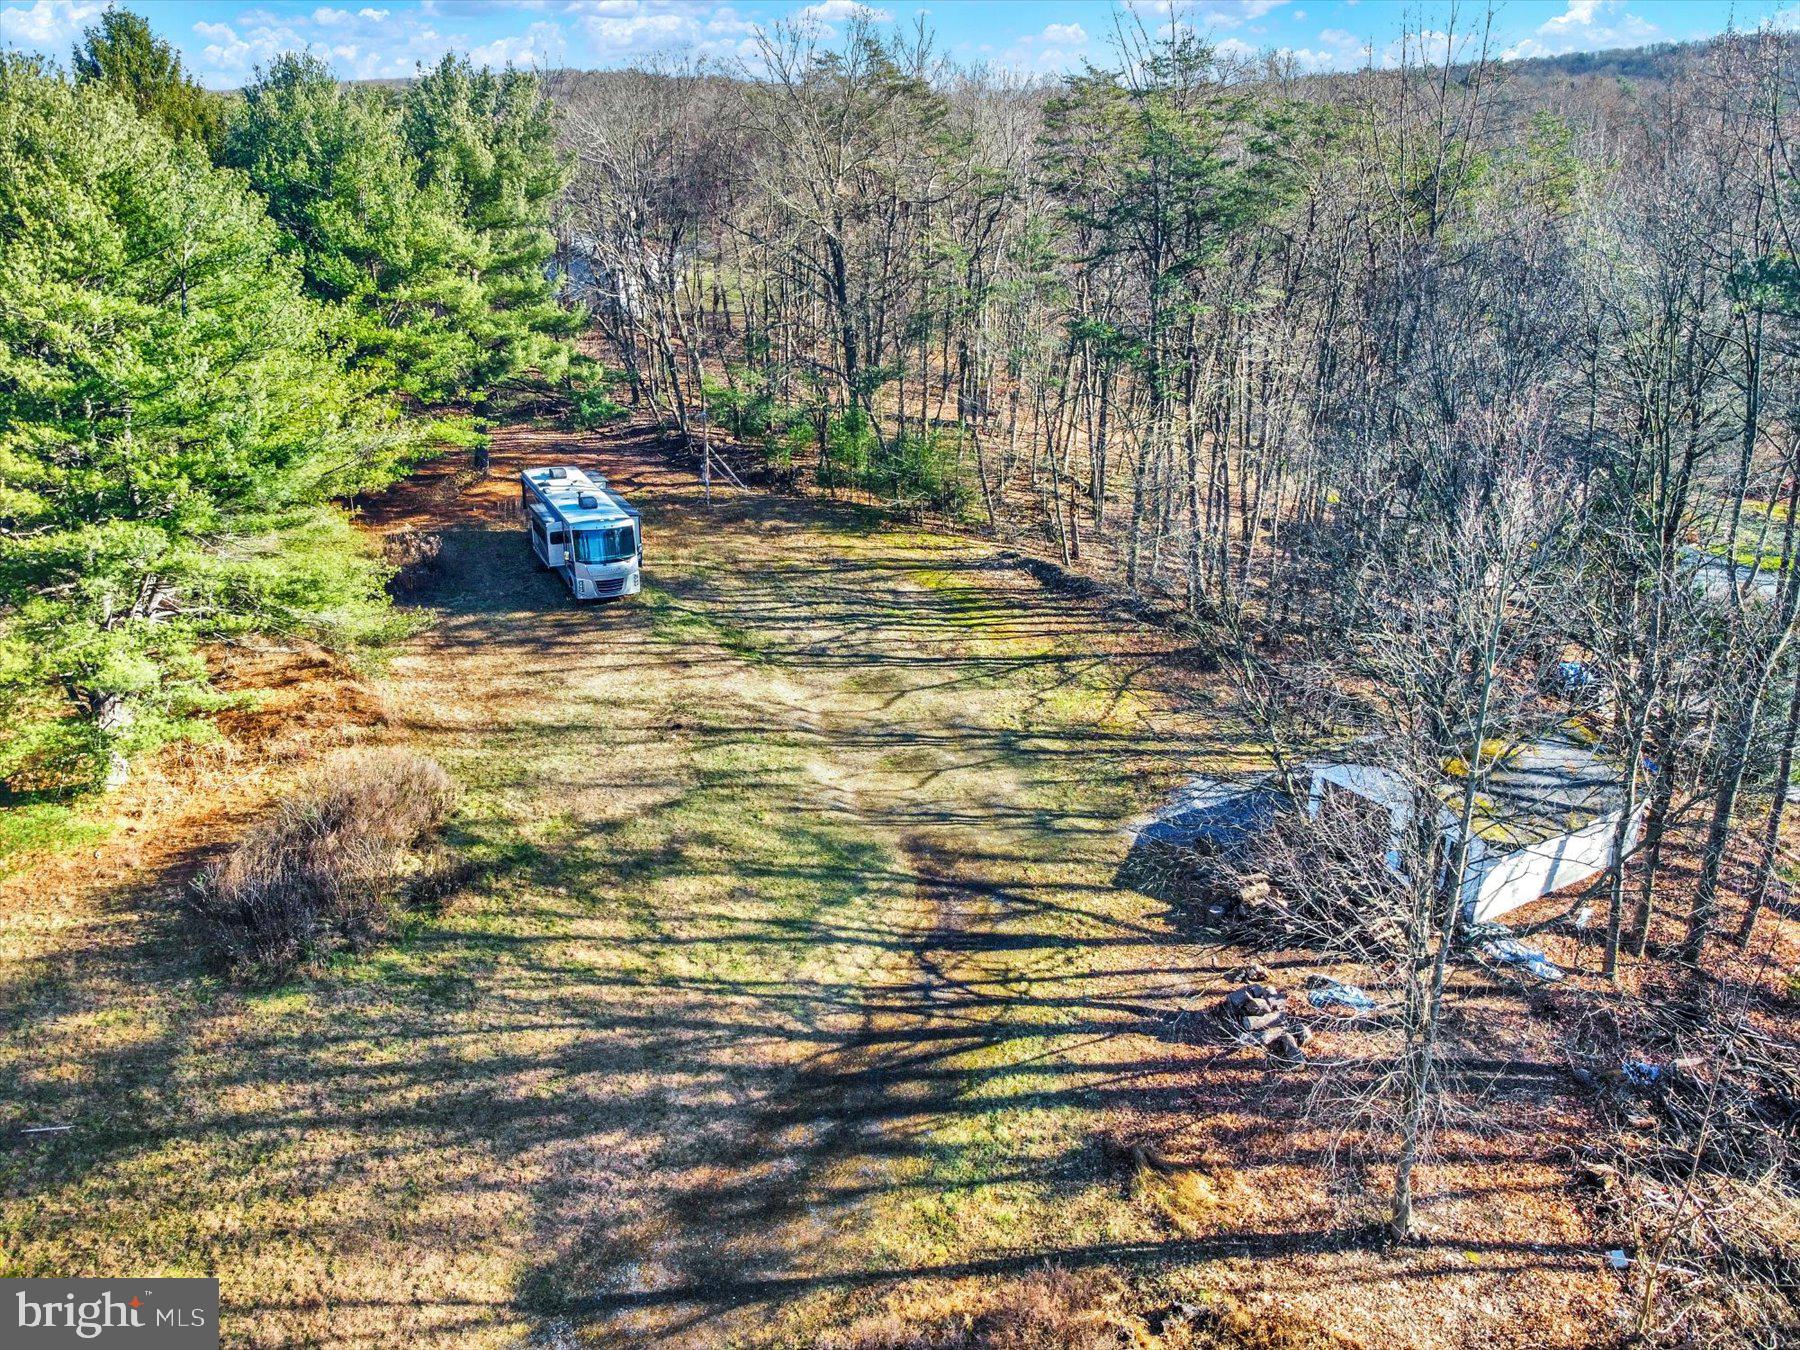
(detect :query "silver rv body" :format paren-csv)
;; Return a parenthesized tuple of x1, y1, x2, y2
(519, 465, 642, 601)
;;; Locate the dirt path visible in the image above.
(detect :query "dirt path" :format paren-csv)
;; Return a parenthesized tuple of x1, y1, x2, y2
(2, 416, 1621, 1349)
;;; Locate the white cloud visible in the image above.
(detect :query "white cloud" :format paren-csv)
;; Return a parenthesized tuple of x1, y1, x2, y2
(706, 7, 759, 37)
(469, 20, 564, 69)
(194, 15, 309, 83)
(1136, 0, 1286, 18)
(788, 0, 893, 39)
(1185, 0, 1288, 23)
(555, 2, 775, 65)
(1501, 0, 1658, 61)
(0, 0, 105, 48)
(797, 0, 892, 24)
(1543, 0, 1602, 34)
(1297, 26, 1366, 69)
(1202, 21, 1365, 73)
(989, 18, 1097, 76)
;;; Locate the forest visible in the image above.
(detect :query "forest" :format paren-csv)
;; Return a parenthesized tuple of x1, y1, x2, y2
(2, 5, 1798, 1347)
(556, 11, 1800, 976)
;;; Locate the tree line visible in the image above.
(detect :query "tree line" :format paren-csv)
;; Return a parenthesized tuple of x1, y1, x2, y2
(0, 11, 575, 790)
(554, 13, 1800, 972)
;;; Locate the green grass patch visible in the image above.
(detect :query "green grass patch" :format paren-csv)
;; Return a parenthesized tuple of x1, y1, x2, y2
(0, 801, 112, 872)
(640, 582, 782, 666)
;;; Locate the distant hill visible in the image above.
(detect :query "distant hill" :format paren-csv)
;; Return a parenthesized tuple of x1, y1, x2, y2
(1495, 40, 1700, 84)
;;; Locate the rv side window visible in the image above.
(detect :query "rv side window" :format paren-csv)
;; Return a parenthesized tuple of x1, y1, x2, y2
(549, 530, 566, 545)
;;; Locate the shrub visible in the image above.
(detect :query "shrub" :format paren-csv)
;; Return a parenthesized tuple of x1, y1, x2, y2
(819, 406, 878, 490)
(189, 748, 460, 980)
(704, 375, 777, 441)
(706, 374, 817, 479)
(562, 361, 629, 430)
(879, 428, 971, 515)
(815, 409, 969, 514)
(382, 527, 444, 598)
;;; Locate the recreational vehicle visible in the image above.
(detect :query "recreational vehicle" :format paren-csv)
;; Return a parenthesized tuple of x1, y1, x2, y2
(519, 465, 642, 601)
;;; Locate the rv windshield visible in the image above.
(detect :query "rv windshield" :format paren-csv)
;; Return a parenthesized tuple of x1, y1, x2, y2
(572, 524, 636, 565)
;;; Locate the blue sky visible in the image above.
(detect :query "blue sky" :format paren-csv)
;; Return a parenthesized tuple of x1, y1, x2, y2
(2, 1, 1791, 89)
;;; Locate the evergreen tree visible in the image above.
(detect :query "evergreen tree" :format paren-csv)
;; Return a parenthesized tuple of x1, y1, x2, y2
(0, 56, 411, 790)
(401, 54, 579, 399)
(225, 54, 479, 401)
(71, 7, 226, 156)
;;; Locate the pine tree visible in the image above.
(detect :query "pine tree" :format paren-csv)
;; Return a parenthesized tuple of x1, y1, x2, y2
(225, 54, 480, 401)
(0, 57, 411, 790)
(71, 7, 226, 156)
(401, 54, 580, 400)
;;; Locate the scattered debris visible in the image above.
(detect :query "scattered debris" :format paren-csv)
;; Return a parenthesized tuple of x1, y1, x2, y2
(1571, 1154, 1619, 1192)
(1100, 1134, 1183, 1178)
(1621, 1060, 1663, 1088)
(1607, 1249, 1632, 1270)
(1225, 963, 1272, 983)
(1145, 1302, 1202, 1335)
(1305, 977, 1376, 1016)
(1476, 936, 1564, 982)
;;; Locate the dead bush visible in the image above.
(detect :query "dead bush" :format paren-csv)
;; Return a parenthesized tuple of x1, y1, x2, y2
(971, 1268, 1121, 1350)
(1229, 797, 1411, 964)
(383, 527, 444, 597)
(189, 748, 461, 980)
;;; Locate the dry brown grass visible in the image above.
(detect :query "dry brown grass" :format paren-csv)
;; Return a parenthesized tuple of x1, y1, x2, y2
(18, 413, 1782, 1348)
(821, 1268, 1132, 1349)
(383, 526, 445, 597)
(188, 747, 461, 979)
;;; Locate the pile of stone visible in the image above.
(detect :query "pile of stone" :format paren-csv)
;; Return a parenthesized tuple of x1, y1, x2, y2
(1215, 979, 1311, 1067)
(1195, 864, 1291, 929)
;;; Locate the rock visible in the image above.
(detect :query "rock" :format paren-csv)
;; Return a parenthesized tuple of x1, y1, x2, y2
(1265, 1032, 1305, 1066)
(1244, 1009, 1285, 1032)
(1230, 994, 1272, 1020)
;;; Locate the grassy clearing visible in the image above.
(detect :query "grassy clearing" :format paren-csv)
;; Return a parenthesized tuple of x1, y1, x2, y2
(0, 425, 1618, 1348)
(1, 429, 1210, 1344)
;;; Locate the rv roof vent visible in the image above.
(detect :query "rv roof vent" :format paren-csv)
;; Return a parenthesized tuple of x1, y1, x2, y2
(548, 467, 569, 479)
(578, 494, 600, 510)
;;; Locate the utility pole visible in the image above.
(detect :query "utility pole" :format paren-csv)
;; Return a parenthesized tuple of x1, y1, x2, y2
(697, 405, 712, 507)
